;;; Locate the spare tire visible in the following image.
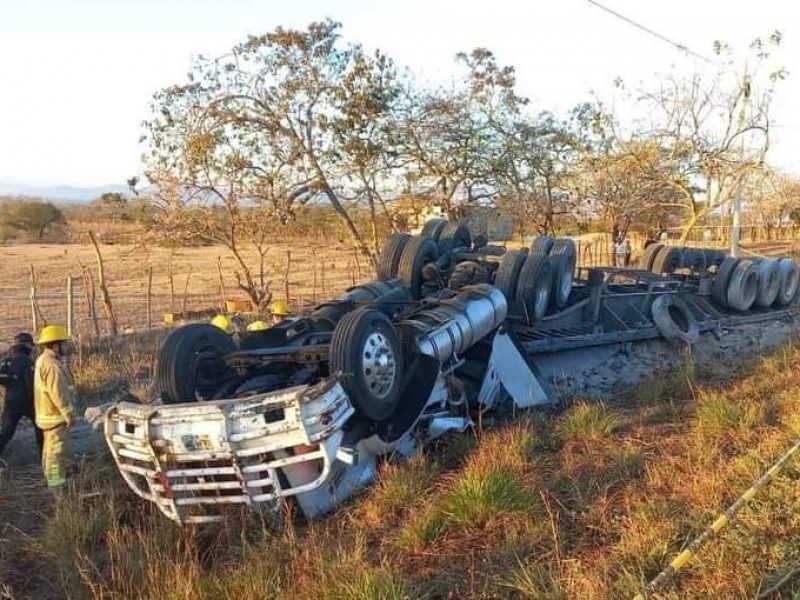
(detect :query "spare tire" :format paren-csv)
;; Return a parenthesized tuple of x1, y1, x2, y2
(651, 295, 699, 345)
(437, 221, 472, 255)
(377, 233, 411, 281)
(550, 239, 576, 309)
(755, 259, 781, 308)
(726, 259, 759, 312)
(448, 261, 490, 290)
(651, 246, 683, 274)
(531, 236, 555, 255)
(420, 218, 448, 240)
(776, 258, 799, 306)
(329, 307, 404, 421)
(494, 249, 528, 301)
(641, 243, 663, 270)
(516, 252, 552, 321)
(712, 257, 739, 308)
(156, 324, 237, 404)
(398, 236, 439, 299)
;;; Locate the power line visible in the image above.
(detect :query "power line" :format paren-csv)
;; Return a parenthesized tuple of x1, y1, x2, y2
(587, 0, 717, 66)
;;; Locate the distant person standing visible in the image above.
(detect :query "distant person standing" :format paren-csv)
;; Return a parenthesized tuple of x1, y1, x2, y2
(0, 333, 42, 457)
(33, 325, 76, 494)
(622, 238, 632, 267)
(614, 238, 625, 267)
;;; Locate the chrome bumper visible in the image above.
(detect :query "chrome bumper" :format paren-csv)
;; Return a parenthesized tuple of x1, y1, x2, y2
(104, 380, 354, 524)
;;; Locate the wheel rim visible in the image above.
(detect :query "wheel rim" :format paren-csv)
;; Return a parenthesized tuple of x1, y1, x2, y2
(361, 332, 397, 400)
(535, 277, 549, 317)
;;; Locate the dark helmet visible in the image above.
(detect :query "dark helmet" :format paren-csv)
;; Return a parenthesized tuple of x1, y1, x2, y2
(12, 332, 34, 349)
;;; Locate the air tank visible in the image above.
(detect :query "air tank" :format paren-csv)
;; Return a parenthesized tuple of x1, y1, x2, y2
(408, 284, 507, 363)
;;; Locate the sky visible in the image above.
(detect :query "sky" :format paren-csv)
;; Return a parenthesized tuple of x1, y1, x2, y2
(0, 0, 798, 187)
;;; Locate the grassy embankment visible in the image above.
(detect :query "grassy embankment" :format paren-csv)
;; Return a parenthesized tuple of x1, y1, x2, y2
(3, 337, 800, 599)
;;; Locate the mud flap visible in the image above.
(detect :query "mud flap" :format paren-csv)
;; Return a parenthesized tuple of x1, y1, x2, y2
(478, 328, 553, 409)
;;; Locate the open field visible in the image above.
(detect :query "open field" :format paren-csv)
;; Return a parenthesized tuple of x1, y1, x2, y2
(0, 240, 370, 347)
(3, 331, 800, 598)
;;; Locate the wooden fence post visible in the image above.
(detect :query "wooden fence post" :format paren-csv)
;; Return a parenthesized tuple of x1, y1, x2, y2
(284, 250, 292, 305)
(66, 275, 74, 338)
(180, 268, 193, 316)
(89, 230, 118, 336)
(146, 266, 153, 330)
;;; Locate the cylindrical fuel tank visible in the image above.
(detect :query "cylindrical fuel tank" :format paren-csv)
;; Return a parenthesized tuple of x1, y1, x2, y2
(407, 284, 507, 363)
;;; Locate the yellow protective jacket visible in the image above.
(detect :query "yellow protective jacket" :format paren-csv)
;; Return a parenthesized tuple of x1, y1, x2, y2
(34, 348, 76, 430)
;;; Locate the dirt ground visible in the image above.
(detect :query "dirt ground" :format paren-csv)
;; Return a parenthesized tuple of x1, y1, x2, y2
(0, 240, 367, 347)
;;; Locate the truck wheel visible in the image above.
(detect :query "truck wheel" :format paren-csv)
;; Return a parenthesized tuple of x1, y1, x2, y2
(531, 235, 555, 255)
(398, 236, 439, 299)
(726, 259, 759, 312)
(776, 258, 799, 306)
(712, 257, 739, 308)
(651, 295, 699, 345)
(156, 324, 237, 404)
(641, 243, 663, 270)
(330, 307, 404, 421)
(755, 259, 781, 307)
(420, 218, 447, 240)
(651, 246, 683, 274)
(550, 239, 576, 308)
(437, 221, 472, 255)
(516, 252, 552, 321)
(377, 233, 411, 281)
(494, 249, 528, 301)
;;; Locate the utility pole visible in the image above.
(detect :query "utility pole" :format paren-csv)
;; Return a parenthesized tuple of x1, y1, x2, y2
(730, 73, 751, 258)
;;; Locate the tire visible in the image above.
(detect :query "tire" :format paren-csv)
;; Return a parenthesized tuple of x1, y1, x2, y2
(420, 218, 448, 240)
(156, 324, 237, 404)
(397, 236, 439, 299)
(493, 249, 528, 301)
(712, 257, 739, 308)
(776, 258, 799, 306)
(755, 259, 781, 308)
(641, 243, 663, 270)
(531, 236, 555, 255)
(651, 295, 699, 345)
(683, 249, 707, 274)
(437, 221, 472, 255)
(329, 307, 404, 421)
(515, 251, 552, 321)
(651, 246, 683, 274)
(377, 233, 411, 281)
(549, 239, 576, 309)
(726, 259, 759, 312)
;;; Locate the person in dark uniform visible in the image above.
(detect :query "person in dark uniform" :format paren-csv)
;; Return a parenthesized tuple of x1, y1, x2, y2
(0, 332, 43, 457)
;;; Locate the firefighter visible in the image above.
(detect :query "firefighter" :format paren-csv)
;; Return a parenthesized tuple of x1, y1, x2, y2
(0, 332, 42, 457)
(33, 325, 76, 494)
(210, 314, 237, 335)
(246, 320, 270, 332)
(269, 300, 291, 326)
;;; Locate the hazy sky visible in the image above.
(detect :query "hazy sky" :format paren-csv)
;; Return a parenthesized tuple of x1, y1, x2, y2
(1, 0, 798, 186)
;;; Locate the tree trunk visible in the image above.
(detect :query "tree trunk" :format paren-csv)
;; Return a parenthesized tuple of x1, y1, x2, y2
(88, 230, 118, 336)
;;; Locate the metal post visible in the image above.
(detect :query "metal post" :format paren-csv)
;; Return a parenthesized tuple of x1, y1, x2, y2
(731, 73, 750, 258)
(146, 266, 153, 329)
(66, 275, 74, 338)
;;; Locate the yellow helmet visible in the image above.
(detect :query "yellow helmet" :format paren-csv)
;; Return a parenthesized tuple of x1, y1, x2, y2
(270, 299, 290, 316)
(37, 324, 70, 345)
(210, 314, 236, 335)
(247, 320, 269, 331)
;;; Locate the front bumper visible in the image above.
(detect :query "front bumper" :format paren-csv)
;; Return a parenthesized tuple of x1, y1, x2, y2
(104, 379, 354, 524)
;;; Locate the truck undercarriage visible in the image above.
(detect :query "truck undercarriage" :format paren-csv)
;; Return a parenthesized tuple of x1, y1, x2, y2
(103, 224, 800, 524)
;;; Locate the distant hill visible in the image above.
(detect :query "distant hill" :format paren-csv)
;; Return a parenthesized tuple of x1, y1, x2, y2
(0, 182, 131, 203)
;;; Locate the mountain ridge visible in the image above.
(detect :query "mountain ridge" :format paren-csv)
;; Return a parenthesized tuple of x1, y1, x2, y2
(0, 181, 132, 203)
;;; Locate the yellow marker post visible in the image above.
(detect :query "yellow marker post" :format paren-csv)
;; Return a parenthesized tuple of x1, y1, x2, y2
(632, 436, 800, 600)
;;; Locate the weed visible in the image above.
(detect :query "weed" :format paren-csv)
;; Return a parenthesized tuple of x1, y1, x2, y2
(501, 558, 565, 599)
(557, 401, 622, 442)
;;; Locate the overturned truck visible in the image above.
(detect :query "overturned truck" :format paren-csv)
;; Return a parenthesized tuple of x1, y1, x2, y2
(104, 221, 800, 523)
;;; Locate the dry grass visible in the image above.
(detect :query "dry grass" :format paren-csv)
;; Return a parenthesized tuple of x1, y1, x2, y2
(4, 339, 800, 598)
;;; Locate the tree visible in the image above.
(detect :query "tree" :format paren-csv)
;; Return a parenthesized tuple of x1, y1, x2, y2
(0, 198, 66, 239)
(622, 32, 787, 240)
(144, 19, 404, 268)
(399, 48, 525, 217)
